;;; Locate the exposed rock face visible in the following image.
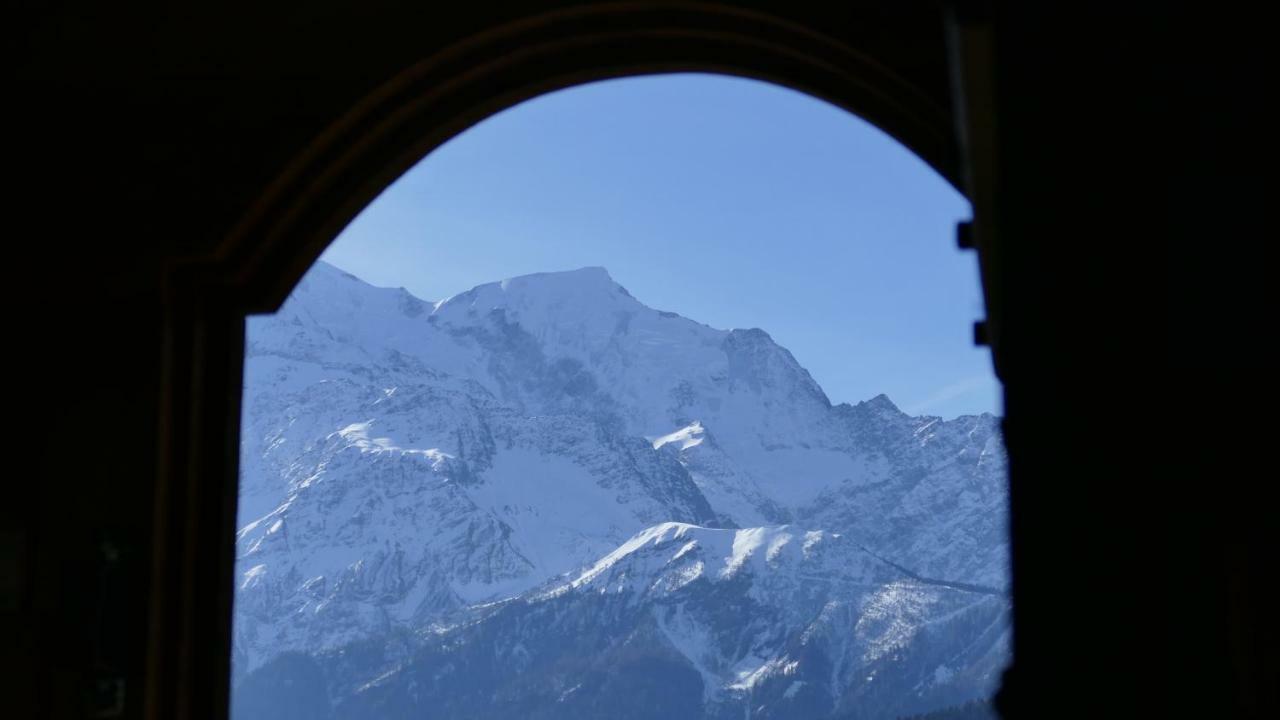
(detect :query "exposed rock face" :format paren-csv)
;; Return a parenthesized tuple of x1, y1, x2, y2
(232, 261, 1009, 719)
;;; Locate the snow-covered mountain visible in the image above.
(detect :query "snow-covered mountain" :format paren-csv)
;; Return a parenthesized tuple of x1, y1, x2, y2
(231, 261, 1009, 719)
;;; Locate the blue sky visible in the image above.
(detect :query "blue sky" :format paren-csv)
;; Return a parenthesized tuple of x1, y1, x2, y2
(320, 73, 999, 418)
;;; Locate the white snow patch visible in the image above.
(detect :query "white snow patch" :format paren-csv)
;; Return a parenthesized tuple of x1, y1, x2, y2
(240, 564, 268, 590)
(651, 421, 705, 451)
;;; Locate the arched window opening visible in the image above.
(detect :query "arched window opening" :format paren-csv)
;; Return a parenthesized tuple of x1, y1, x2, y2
(231, 74, 1008, 720)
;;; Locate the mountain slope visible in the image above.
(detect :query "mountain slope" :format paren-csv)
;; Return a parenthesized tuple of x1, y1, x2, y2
(232, 261, 1009, 717)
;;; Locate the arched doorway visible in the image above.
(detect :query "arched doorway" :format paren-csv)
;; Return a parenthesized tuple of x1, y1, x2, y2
(228, 71, 1005, 720)
(149, 6, 1002, 720)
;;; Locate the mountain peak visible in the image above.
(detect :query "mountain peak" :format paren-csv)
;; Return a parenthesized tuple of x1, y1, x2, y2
(539, 265, 612, 280)
(860, 393, 902, 414)
(496, 265, 622, 293)
(430, 266, 642, 328)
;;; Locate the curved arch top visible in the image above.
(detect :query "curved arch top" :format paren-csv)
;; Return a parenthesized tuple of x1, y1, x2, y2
(214, 2, 962, 314)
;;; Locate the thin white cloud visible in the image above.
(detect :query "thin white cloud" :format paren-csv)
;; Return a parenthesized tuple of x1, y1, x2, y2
(905, 375, 991, 416)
